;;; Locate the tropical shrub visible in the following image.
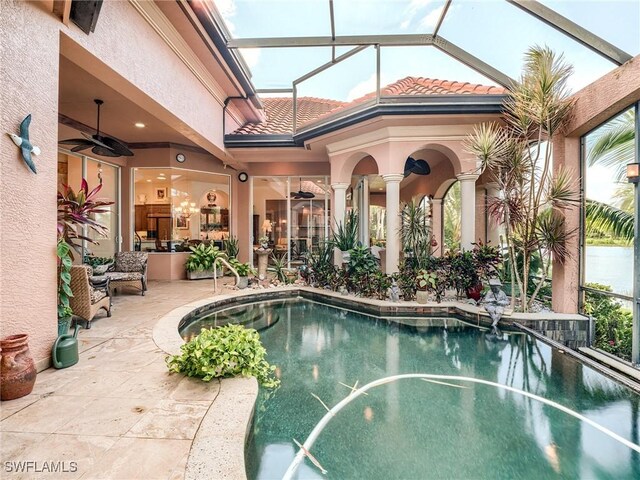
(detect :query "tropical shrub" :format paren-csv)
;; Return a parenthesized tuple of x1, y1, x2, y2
(57, 179, 114, 255)
(397, 260, 418, 301)
(303, 241, 336, 287)
(229, 258, 256, 277)
(447, 250, 478, 299)
(166, 324, 280, 388)
(224, 235, 240, 259)
(185, 244, 226, 272)
(333, 210, 358, 251)
(269, 253, 291, 283)
(583, 283, 632, 362)
(400, 199, 431, 266)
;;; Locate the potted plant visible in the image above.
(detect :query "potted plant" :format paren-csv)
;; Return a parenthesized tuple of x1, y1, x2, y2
(84, 255, 113, 275)
(258, 235, 270, 250)
(333, 210, 358, 263)
(185, 244, 227, 280)
(415, 270, 432, 304)
(229, 259, 256, 289)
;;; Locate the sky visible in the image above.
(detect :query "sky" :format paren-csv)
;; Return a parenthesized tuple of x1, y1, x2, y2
(214, 0, 640, 99)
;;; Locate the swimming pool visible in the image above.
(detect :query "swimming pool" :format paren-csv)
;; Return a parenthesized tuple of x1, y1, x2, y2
(182, 297, 640, 479)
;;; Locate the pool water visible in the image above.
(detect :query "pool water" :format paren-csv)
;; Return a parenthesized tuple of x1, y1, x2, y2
(185, 298, 640, 479)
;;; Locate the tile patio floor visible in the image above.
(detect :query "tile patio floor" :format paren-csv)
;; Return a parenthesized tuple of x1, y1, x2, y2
(0, 279, 239, 480)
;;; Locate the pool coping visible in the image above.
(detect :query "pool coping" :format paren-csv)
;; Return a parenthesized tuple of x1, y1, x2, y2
(151, 286, 595, 480)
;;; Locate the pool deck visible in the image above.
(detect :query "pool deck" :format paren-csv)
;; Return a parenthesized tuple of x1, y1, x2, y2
(0, 280, 635, 480)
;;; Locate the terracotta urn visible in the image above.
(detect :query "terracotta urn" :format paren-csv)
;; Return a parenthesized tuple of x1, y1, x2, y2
(1, 334, 37, 401)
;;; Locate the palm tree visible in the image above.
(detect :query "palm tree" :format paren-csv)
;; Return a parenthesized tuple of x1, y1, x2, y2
(585, 108, 635, 243)
(587, 109, 635, 182)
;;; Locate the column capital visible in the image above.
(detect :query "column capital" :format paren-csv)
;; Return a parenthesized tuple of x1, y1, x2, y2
(382, 173, 405, 184)
(331, 182, 349, 191)
(456, 172, 480, 182)
(430, 198, 443, 205)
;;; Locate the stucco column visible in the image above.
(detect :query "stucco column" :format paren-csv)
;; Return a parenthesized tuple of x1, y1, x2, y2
(485, 182, 501, 248)
(431, 198, 443, 257)
(331, 182, 349, 266)
(458, 173, 479, 250)
(383, 174, 404, 274)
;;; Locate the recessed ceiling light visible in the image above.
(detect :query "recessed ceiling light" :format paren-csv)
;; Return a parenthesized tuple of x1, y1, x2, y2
(156, 176, 165, 180)
(135, 122, 146, 128)
(146, 179, 151, 183)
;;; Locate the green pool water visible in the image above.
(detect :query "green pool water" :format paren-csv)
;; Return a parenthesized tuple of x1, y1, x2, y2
(183, 298, 640, 479)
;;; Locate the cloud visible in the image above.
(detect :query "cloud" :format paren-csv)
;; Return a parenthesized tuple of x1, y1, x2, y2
(401, 0, 437, 30)
(239, 48, 261, 69)
(214, 0, 237, 34)
(346, 73, 377, 101)
(419, 5, 445, 30)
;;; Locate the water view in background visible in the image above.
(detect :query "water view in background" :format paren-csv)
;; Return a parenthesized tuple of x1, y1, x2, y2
(585, 246, 633, 297)
(244, 299, 639, 480)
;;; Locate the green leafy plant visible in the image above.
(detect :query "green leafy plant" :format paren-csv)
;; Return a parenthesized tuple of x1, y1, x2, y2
(269, 253, 291, 283)
(229, 258, 256, 277)
(416, 269, 432, 292)
(57, 239, 73, 319)
(583, 283, 632, 362)
(399, 199, 431, 267)
(396, 260, 418, 301)
(83, 255, 113, 267)
(303, 241, 336, 288)
(57, 179, 114, 256)
(447, 250, 478, 299)
(166, 324, 280, 388)
(333, 210, 358, 251)
(224, 235, 240, 259)
(185, 244, 226, 272)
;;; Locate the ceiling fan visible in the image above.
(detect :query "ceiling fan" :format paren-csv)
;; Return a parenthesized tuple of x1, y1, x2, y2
(290, 178, 315, 199)
(404, 156, 431, 177)
(59, 99, 134, 158)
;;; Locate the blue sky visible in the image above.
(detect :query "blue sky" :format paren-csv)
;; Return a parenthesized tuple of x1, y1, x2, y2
(215, 0, 640, 99)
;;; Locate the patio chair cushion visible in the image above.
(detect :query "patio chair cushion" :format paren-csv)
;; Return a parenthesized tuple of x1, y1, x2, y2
(90, 288, 107, 304)
(114, 252, 147, 273)
(104, 271, 143, 282)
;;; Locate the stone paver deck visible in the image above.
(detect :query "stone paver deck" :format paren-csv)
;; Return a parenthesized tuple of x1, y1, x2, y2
(0, 279, 243, 480)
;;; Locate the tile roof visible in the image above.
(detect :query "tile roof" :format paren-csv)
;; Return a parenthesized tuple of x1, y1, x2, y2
(233, 76, 506, 135)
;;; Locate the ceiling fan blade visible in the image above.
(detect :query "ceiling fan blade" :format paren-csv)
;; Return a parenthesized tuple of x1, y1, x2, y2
(80, 132, 114, 150)
(71, 144, 92, 152)
(300, 192, 315, 199)
(91, 145, 121, 157)
(410, 159, 431, 175)
(100, 136, 134, 157)
(59, 138, 94, 146)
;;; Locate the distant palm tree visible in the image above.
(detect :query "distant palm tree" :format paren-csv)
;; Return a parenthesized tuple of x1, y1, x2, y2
(585, 108, 635, 243)
(587, 109, 635, 183)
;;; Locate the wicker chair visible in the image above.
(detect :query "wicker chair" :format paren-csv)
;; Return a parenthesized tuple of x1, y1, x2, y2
(105, 252, 148, 296)
(69, 265, 111, 328)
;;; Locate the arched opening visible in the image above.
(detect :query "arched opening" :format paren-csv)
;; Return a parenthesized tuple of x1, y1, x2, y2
(443, 181, 461, 252)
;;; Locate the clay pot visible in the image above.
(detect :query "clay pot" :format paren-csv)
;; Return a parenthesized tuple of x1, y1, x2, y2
(1, 334, 37, 401)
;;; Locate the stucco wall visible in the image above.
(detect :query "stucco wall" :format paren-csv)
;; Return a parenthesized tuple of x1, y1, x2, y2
(1, 1, 61, 368)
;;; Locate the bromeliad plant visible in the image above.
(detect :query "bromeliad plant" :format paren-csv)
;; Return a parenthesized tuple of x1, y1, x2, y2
(464, 46, 578, 312)
(166, 324, 280, 388)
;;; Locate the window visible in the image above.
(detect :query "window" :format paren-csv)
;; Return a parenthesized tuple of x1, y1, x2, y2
(133, 168, 231, 253)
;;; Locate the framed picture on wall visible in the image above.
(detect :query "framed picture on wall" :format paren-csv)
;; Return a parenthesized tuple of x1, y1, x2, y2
(175, 214, 189, 230)
(155, 187, 168, 201)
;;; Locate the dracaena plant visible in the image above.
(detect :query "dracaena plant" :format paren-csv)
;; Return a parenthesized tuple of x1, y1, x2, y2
(57, 179, 114, 255)
(464, 46, 579, 312)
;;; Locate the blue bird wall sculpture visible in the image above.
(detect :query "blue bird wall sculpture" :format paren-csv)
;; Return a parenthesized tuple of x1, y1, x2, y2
(7, 114, 40, 174)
